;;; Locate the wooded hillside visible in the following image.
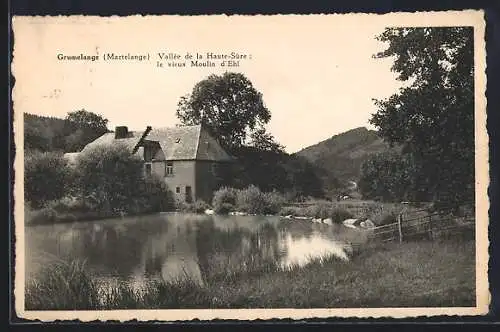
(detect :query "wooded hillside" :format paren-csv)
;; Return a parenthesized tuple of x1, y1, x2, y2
(295, 127, 398, 196)
(24, 111, 109, 153)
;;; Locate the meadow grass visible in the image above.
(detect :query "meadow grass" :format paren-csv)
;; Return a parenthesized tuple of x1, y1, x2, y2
(211, 238, 475, 308)
(25, 237, 475, 310)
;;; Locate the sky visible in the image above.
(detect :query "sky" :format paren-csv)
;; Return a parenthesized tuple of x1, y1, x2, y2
(13, 15, 409, 153)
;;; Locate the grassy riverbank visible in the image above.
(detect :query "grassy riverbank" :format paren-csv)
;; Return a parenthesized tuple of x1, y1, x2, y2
(26, 237, 475, 310)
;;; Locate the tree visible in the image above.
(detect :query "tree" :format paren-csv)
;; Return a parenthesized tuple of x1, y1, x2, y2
(249, 127, 284, 153)
(66, 109, 109, 132)
(224, 146, 324, 199)
(176, 72, 281, 152)
(358, 152, 419, 202)
(64, 109, 109, 152)
(371, 27, 474, 206)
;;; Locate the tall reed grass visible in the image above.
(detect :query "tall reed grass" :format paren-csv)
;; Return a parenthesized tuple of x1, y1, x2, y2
(25, 237, 475, 310)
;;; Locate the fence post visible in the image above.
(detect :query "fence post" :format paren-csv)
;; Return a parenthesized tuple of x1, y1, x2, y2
(428, 215, 433, 241)
(398, 213, 403, 243)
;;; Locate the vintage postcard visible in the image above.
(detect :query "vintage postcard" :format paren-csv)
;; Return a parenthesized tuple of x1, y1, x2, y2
(12, 11, 489, 321)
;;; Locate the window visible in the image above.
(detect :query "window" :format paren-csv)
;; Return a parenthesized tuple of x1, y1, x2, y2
(176, 187, 181, 194)
(165, 161, 174, 176)
(145, 163, 152, 176)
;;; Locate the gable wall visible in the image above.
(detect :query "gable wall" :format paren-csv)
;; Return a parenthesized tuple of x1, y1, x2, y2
(196, 127, 232, 161)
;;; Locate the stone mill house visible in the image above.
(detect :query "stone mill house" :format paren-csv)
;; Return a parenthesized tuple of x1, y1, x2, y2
(64, 124, 234, 204)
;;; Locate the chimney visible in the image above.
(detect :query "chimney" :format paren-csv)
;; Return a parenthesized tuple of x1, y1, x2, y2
(115, 126, 129, 139)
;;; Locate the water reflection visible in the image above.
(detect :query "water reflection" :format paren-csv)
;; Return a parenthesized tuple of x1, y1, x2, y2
(26, 213, 370, 286)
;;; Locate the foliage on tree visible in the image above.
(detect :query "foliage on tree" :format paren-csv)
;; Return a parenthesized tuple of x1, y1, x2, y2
(175, 72, 324, 198)
(176, 72, 281, 152)
(25, 151, 71, 208)
(370, 27, 474, 205)
(358, 152, 420, 202)
(248, 127, 284, 153)
(64, 109, 109, 152)
(66, 109, 109, 131)
(222, 147, 324, 199)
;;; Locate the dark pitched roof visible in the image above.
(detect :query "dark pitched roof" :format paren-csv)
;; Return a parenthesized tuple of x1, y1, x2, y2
(80, 131, 143, 154)
(148, 124, 233, 161)
(79, 124, 234, 162)
(147, 125, 201, 160)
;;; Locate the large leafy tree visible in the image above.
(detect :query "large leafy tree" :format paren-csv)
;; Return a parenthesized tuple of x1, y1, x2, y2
(66, 109, 109, 132)
(176, 72, 282, 152)
(64, 109, 109, 152)
(176, 72, 325, 198)
(371, 27, 474, 206)
(358, 152, 419, 202)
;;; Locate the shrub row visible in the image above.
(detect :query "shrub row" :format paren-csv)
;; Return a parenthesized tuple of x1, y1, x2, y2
(175, 199, 211, 214)
(212, 185, 285, 215)
(24, 145, 176, 224)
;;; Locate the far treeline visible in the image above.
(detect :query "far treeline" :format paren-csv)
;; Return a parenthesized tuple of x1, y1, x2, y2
(25, 27, 474, 211)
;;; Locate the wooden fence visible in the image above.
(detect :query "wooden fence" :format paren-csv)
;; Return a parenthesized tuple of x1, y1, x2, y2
(372, 210, 475, 243)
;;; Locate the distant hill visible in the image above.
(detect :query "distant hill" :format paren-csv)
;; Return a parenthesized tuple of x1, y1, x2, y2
(294, 127, 398, 197)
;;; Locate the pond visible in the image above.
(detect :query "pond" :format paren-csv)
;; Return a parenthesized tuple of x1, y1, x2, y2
(25, 213, 372, 287)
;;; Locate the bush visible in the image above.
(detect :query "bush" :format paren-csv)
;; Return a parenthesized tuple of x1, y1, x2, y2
(192, 200, 210, 213)
(236, 185, 267, 214)
(74, 143, 152, 214)
(214, 186, 286, 215)
(218, 203, 235, 214)
(176, 199, 210, 214)
(262, 190, 286, 214)
(307, 203, 332, 219)
(279, 206, 298, 216)
(213, 187, 238, 214)
(24, 151, 71, 208)
(45, 196, 95, 213)
(235, 185, 286, 215)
